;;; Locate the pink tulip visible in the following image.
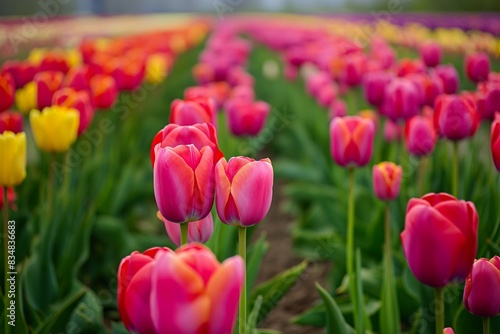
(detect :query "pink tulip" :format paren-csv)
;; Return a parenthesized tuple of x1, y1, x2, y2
(382, 78, 420, 122)
(443, 328, 455, 334)
(465, 52, 490, 83)
(215, 157, 273, 227)
(341, 53, 364, 87)
(372, 162, 402, 201)
(306, 72, 331, 97)
(230, 85, 255, 102)
(434, 65, 459, 94)
(363, 71, 392, 107)
(477, 81, 500, 120)
(434, 94, 480, 141)
(401, 193, 478, 287)
(157, 211, 213, 246)
(330, 116, 375, 167)
(384, 119, 402, 142)
(151, 244, 243, 333)
(492, 113, 500, 173)
(420, 42, 442, 68)
(329, 99, 347, 120)
(463, 256, 500, 317)
(404, 114, 437, 156)
(154, 145, 214, 223)
(317, 84, 337, 108)
(170, 97, 217, 126)
(225, 99, 270, 137)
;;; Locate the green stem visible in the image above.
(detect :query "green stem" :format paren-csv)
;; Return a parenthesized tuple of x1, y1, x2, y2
(384, 203, 392, 279)
(417, 156, 427, 196)
(434, 287, 445, 334)
(180, 223, 189, 245)
(452, 141, 459, 198)
(238, 226, 247, 334)
(3, 186, 10, 334)
(483, 317, 490, 334)
(47, 153, 55, 218)
(347, 168, 361, 332)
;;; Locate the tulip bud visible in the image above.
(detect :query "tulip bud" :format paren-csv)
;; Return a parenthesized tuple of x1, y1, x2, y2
(401, 193, 478, 287)
(154, 145, 214, 223)
(491, 113, 500, 173)
(329, 99, 347, 120)
(463, 256, 500, 317)
(420, 42, 442, 68)
(384, 119, 402, 142)
(363, 71, 392, 107)
(341, 54, 364, 87)
(0, 111, 23, 134)
(215, 157, 273, 227)
(225, 99, 270, 137)
(434, 65, 459, 94)
(64, 65, 91, 93)
(0, 72, 15, 112)
(230, 85, 255, 102)
(30, 106, 79, 152)
(372, 162, 402, 201)
(382, 78, 420, 122)
(34, 71, 64, 109)
(170, 97, 216, 126)
(157, 211, 213, 246)
(443, 328, 455, 334)
(0, 131, 26, 187)
(53, 88, 94, 135)
(330, 116, 375, 167)
(404, 114, 437, 156)
(192, 62, 215, 84)
(90, 74, 118, 109)
(1, 60, 37, 89)
(316, 84, 337, 108)
(306, 72, 331, 97)
(465, 52, 490, 83)
(434, 94, 480, 141)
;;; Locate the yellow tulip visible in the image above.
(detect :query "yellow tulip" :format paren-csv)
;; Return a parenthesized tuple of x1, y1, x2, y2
(30, 106, 79, 152)
(0, 131, 26, 187)
(15, 81, 37, 113)
(145, 54, 169, 85)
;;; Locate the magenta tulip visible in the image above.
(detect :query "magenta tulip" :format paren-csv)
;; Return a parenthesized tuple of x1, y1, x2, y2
(225, 99, 270, 137)
(434, 94, 480, 141)
(383, 119, 402, 142)
(382, 78, 420, 122)
(463, 256, 500, 317)
(329, 99, 347, 120)
(465, 52, 490, 83)
(420, 42, 442, 68)
(330, 116, 375, 167)
(170, 97, 216, 127)
(363, 71, 392, 107)
(492, 113, 500, 173)
(404, 114, 437, 156)
(434, 65, 459, 94)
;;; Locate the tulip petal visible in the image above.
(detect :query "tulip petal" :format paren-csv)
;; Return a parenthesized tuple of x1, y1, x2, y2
(176, 243, 220, 286)
(465, 260, 500, 317)
(124, 262, 156, 333)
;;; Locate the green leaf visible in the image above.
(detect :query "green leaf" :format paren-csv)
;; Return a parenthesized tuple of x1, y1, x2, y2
(379, 252, 400, 334)
(248, 295, 263, 334)
(68, 289, 103, 333)
(250, 261, 307, 324)
(256, 329, 281, 334)
(247, 233, 269, 292)
(352, 249, 366, 333)
(315, 283, 349, 334)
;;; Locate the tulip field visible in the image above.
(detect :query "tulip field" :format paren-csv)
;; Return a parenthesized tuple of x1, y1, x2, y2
(1, 12, 500, 334)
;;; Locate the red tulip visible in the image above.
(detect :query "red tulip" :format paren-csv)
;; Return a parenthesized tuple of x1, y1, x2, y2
(215, 156, 273, 227)
(401, 193, 478, 287)
(53, 88, 94, 135)
(1, 60, 38, 89)
(465, 52, 490, 83)
(0, 187, 17, 210)
(396, 58, 426, 77)
(420, 42, 442, 68)
(404, 114, 437, 156)
(154, 145, 214, 223)
(34, 71, 64, 109)
(434, 65, 459, 94)
(106, 57, 145, 91)
(90, 74, 118, 109)
(492, 113, 500, 173)
(434, 94, 480, 141)
(225, 99, 270, 137)
(330, 116, 375, 167)
(150, 123, 223, 166)
(0, 111, 23, 134)
(64, 65, 91, 93)
(463, 256, 500, 317)
(382, 78, 420, 122)
(0, 72, 15, 112)
(158, 211, 213, 246)
(372, 162, 402, 201)
(170, 97, 216, 126)
(363, 71, 392, 107)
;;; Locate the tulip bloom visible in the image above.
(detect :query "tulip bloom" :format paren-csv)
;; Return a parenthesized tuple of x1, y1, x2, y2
(0, 187, 17, 210)
(145, 54, 170, 85)
(405, 115, 437, 156)
(158, 211, 213, 246)
(330, 116, 375, 167)
(154, 145, 214, 223)
(230, 85, 255, 102)
(382, 78, 420, 122)
(465, 52, 490, 83)
(434, 65, 459, 94)
(150, 123, 223, 166)
(443, 328, 455, 334)
(225, 99, 270, 137)
(170, 98, 216, 126)
(34, 71, 64, 109)
(30, 106, 79, 152)
(64, 65, 91, 93)
(434, 94, 480, 141)
(1, 60, 37, 88)
(53, 88, 94, 135)
(0, 72, 15, 112)
(363, 71, 392, 107)
(215, 157, 273, 227)
(151, 244, 243, 333)
(420, 42, 441, 68)
(492, 114, 500, 173)
(383, 119, 402, 142)
(401, 193, 478, 287)
(463, 256, 500, 317)
(329, 99, 347, 120)
(0, 111, 23, 134)
(90, 74, 118, 109)
(317, 85, 337, 108)
(372, 162, 402, 201)
(0, 131, 26, 187)
(306, 72, 331, 97)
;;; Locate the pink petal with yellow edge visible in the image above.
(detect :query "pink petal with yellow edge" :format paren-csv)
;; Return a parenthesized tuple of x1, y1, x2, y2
(330, 117, 351, 166)
(231, 160, 273, 226)
(151, 251, 210, 334)
(176, 243, 220, 286)
(402, 205, 465, 287)
(215, 158, 232, 223)
(124, 262, 156, 333)
(490, 255, 500, 270)
(154, 147, 194, 222)
(206, 256, 244, 334)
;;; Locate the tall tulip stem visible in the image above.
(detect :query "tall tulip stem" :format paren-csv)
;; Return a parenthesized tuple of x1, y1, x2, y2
(180, 223, 189, 245)
(434, 287, 444, 334)
(417, 156, 427, 196)
(3, 186, 10, 334)
(238, 226, 247, 334)
(347, 168, 360, 331)
(483, 317, 490, 334)
(452, 141, 459, 197)
(47, 153, 55, 217)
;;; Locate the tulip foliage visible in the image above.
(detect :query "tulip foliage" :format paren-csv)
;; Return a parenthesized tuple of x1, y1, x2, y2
(1, 12, 500, 334)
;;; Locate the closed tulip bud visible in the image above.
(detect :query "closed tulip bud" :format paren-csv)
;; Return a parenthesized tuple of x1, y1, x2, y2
(53, 88, 94, 135)
(0, 72, 15, 112)
(341, 54, 364, 87)
(30, 106, 79, 152)
(64, 65, 91, 93)
(170, 97, 216, 126)
(477, 81, 500, 120)
(463, 256, 500, 317)
(420, 42, 442, 68)
(1, 60, 37, 89)
(492, 113, 500, 173)
(306, 72, 331, 97)
(118, 247, 171, 333)
(0, 187, 17, 210)
(328, 99, 347, 120)
(372, 162, 402, 201)
(443, 328, 455, 334)
(330, 116, 375, 167)
(150, 123, 223, 166)
(405, 114, 437, 156)
(90, 74, 118, 109)
(382, 78, 420, 122)
(215, 157, 273, 227)
(34, 71, 64, 109)
(434, 94, 480, 141)
(363, 71, 392, 107)
(225, 99, 270, 137)
(434, 65, 459, 94)
(317, 84, 337, 108)
(230, 85, 255, 102)
(401, 193, 478, 287)
(150, 244, 243, 333)
(0, 111, 23, 134)
(422, 73, 445, 107)
(465, 52, 490, 83)
(157, 211, 213, 246)
(0, 131, 26, 187)
(384, 119, 402, 142)
(154, 145, 214, 223)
